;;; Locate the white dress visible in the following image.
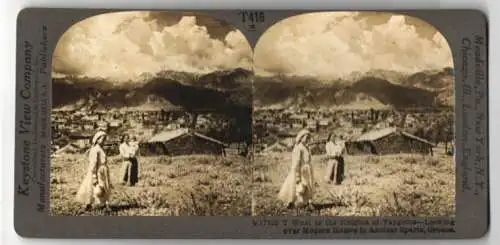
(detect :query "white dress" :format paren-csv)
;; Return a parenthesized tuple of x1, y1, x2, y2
(278, 143, 315, 206)
(75, 144, 112, 205)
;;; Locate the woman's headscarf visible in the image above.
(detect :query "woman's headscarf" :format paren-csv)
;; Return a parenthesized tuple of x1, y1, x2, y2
(92, 131, 107, 145)
(120, 134, 130, 144)
(295, 129, 311, 145)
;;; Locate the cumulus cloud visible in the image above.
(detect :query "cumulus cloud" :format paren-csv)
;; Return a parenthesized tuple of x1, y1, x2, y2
(52, 11, 253, 82)
(53, 11, 453, 82)
(253, 12, 454, 79)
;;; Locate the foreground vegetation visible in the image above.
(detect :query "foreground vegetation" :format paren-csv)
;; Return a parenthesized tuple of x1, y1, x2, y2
(251, 148, 455, 217)
(50, 148, 455, 217)
(50, 154, 253, 216)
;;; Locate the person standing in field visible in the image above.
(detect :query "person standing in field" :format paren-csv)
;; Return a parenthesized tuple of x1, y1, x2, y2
(75, 130, 113, 211)
(130, 135, 140, 179)
(325, 134, 346, 185)
(130, 136, 139, 153)
(278, 129, 315, 210)
(119, 134, 140, 186)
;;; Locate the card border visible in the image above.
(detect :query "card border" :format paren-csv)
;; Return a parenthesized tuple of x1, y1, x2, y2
(13, 8, 489, 239)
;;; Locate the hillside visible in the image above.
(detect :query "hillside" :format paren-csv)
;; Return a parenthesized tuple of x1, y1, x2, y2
(52, 67, 454, 113)
(52, 68, 253, 114)
(252, 67, 454, 110)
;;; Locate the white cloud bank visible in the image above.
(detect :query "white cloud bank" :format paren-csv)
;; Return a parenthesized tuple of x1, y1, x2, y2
(253, 12, 453, 79)
(52, 11, 253, 82)
(52, 11, 454, 82)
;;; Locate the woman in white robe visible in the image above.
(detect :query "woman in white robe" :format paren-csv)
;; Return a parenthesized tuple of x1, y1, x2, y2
(75, 131, 113, 211)
(278, 129, 315, 209)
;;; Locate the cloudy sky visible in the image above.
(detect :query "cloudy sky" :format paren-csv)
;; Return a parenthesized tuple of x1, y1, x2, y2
(253, 12, 453, 79)
(52, 11, 253, 81)
(52, 11, 453, 82)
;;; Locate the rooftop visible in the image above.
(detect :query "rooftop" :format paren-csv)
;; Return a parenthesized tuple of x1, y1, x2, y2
(146, 128, 226, 146)
(354, 127, 398, 141)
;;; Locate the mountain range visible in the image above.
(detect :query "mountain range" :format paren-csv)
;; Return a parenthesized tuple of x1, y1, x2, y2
(52, 68, 253, 114)
(52, 66, 454, 114)
(252, 67, 453, 110)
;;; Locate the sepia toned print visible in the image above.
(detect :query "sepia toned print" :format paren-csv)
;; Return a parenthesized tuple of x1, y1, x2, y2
(49, 11, 255, 216)
(251, 12, 455, 216)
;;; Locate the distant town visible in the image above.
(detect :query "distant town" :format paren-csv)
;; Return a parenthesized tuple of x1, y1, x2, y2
(51, 108, 235, 153)
(51, 106, 453, 156)
(251, 107, 454, 153)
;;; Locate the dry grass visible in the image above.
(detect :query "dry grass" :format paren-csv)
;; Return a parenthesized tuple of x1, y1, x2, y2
(251, 148, 455, 217)
(50, 148, 455, 217)
(49, 154, 253, 216)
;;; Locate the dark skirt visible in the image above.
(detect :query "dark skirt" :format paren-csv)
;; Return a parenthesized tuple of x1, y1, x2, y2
(122, 157, 139, 186)
(336, 156, 345, 183)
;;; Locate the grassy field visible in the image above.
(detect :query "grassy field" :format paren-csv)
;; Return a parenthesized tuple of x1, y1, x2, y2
(50, 148, 455, 217)
(251, 148, 456, 217)
(49, 154, 253, 216)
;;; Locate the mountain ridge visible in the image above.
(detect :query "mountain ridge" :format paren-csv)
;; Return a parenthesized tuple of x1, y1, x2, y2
(52, 66, 454, 113)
